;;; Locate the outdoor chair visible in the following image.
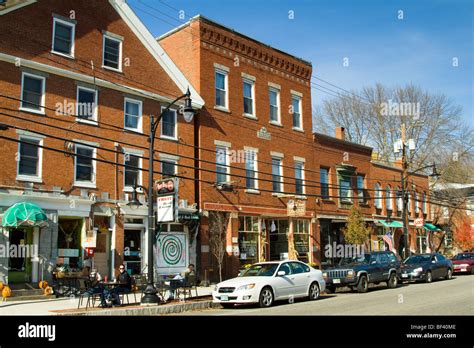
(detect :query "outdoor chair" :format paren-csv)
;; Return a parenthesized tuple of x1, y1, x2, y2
(176, 274, 198, 301)
(77, 278, 101, 310)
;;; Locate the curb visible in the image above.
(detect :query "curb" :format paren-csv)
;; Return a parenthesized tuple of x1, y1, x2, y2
(56, 299, 221, 316)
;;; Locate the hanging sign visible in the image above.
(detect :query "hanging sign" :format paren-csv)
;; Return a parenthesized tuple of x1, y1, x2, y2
(414, 218, 424, 228)
(156, 178, 179, 223)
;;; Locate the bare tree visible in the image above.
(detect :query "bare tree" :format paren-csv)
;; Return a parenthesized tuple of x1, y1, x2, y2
(313, 83, 473, 180)
(208, 211, 230, 282)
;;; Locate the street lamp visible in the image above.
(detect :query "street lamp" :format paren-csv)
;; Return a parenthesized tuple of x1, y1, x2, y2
(128, 88, 196, 305)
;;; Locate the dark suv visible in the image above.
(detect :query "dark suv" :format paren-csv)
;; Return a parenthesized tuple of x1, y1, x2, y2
(322, 251, 401, 293)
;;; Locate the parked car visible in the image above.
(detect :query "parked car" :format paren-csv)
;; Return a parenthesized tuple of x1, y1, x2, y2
(212, 261, 326, 308)
(401, 253, 453, 283)
(322, 251, 401, 293)
(451, 252, 474, 274)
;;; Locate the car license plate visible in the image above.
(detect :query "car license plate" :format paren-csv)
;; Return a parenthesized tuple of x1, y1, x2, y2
(402, 274, 408, 278)
(333, 279, 341, 284)
(461, 268, 467, 272)
(220, 295, 229, 301)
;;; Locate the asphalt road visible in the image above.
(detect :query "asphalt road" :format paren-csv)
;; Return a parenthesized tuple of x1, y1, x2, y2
(176, 274, 473, 315)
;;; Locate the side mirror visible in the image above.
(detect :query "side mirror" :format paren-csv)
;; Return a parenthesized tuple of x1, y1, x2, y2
(277, 271, 286, 276)
(371, 260, 377, 264)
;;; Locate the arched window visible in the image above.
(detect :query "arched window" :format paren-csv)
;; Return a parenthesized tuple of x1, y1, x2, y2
(407, 192, 411, 213)
(385, 185, 393, 211)
(375, 183, 382, 209)
(396, 187, 403, 212)
(422, 192, 427, 214)
(414, 191, 420, 214)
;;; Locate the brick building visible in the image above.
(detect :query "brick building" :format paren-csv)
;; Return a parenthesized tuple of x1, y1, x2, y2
(0, 0, 204, 284)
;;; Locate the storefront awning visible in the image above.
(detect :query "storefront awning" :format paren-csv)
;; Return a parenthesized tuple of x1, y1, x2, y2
(378, 220, 403, 228)
(1, 202, 49, 228)
(423, 223, 442, 232)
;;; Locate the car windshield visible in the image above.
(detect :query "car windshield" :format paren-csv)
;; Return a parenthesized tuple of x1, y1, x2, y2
(338, 253, 371, 265)
(241, 263, 279, 277)
(453, 253, 474, 260)
(404, 255, 431, 264)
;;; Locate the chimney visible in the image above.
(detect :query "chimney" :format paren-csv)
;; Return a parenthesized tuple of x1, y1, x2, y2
(335, 127, 345, 140)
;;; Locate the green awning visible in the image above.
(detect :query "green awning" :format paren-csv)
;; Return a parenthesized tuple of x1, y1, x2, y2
(378, 220, 404, 228)
(423, 223, 441, 232)
(1, 202, 48, 228)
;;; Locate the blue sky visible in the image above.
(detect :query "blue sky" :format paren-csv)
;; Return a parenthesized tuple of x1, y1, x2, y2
(128, 0, 473, 126)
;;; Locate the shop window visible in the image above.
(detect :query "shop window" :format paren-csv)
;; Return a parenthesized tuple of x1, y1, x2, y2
(293, 219, 310, 262)
(269, 219, 289, 261)
(238, 216, 259, 267)
(57, 218, 83, 268)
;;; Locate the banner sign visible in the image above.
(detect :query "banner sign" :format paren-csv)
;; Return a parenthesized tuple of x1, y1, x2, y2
(155, 232, 188, 273)
(156, 178, 179, 223)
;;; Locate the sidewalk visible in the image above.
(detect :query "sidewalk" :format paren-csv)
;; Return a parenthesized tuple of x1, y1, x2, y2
(0, 286, 216, 315)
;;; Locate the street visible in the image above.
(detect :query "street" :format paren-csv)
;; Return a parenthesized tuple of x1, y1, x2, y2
(175, 275, 473, 316)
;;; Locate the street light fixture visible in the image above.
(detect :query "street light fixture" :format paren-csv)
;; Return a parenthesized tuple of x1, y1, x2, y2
(127, 88, 196, 305)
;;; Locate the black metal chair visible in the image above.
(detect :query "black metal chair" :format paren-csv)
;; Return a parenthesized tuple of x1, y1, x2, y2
(176, 274, 198, 301)
(77, 279, 101, 310)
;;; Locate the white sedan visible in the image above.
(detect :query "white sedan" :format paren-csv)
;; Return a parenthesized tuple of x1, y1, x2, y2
(212, 260, 326, 308)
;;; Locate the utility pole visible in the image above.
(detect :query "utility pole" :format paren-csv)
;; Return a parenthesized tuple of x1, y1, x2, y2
(401, 123, 410, 260)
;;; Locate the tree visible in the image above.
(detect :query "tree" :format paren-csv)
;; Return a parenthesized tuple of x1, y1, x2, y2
(342, 205, 371, 245)
(313, 83, 474, 181)
(453, 214, 474, 251)
(208, 211, 230, 282)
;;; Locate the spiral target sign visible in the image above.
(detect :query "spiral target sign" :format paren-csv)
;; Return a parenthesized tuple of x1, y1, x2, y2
(160, 235, 184, 266)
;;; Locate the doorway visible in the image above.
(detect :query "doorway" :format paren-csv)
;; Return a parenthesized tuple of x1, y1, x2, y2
(124, 229, 143, 275)
(8, 228, 33, 283)
(266, 219, 289, 261)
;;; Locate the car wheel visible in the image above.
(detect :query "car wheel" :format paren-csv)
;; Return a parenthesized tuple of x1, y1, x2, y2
(220, 303, 234, 309)
(357, 275, 368, 293)
(259, 287, 274, 308)
(308, 282, 320, 301)
(387, 272, 397, 288)
(325, 285, 336, 294)
(445, 268, 452, 280)
(425, 271, 432, 283)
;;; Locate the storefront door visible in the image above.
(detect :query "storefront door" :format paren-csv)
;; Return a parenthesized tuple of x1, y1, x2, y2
(267, 219, 289, 261)
(94, 231, 110, 277)
(8, 228, 33, 283)
(124, 229, 142, 275)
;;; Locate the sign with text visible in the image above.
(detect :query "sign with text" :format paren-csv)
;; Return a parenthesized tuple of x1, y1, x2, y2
(414, 218, 424, 227)
(155, 178, 179, 223)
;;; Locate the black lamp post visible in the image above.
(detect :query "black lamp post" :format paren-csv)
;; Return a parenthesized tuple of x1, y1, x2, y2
(127, 88, 196, 305)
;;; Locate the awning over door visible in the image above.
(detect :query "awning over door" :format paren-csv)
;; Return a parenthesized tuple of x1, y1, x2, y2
(1, 202, 49, 228)
(423, 223, 442, 232)
(378, 220, 404, 228)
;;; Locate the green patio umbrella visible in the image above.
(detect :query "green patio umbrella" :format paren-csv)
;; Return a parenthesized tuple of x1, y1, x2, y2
(1, 202, 49, 228)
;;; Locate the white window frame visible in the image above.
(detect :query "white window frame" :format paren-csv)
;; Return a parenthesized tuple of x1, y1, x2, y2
(295, 161, 305, 196)
(124, 97, 143, 132)
(160, 106, 178, 140)
(385, 186, 393, 211)
(271, 157, 283, 193)
(269, 87, 281, 125)
(357, 175, 365, 203)
(216, 145, 230, 184)
(76, 86, 98, 124)
(102, 33, 123, 72)
(415, 191, 420, 214)
(74, 144, 96, 188)
(214, 68, 229, 111)
(422, 192, 427, 214)
(51, 17, 75, 58)
(242, 78, 256, 118)
(291, 95, 303, 131)
(16, 134, 43, 183)
(375, 183, 382, 209)
(244, 148, 258, 192)
(396, 187, 403, 212)
(123, 152, 142, 192)
(20, 72, 46, 115)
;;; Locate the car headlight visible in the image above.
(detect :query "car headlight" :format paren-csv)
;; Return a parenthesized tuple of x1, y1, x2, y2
(459, 263, 469, 267)
(322, 272, 328, 278)
(413, 267, 423, 274)
(347, 270, 355, 278)
(236, 283, 256, 291)
(214, 285, 218, 292)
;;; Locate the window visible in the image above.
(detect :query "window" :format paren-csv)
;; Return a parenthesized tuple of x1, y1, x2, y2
(215, 70, 227, 108)
(76, 86, 98, 122)
(20, 73, 45, 114)
(295, 162, 304, 195)
(238, 216, 259, 266)
(357, 175, 365, 203)
(414, 192, 420, 214)
(75, 144, 96, 187)
(245, 150, 257, 189)
(161, 160, 176, 178)
(52, 18, 75, 57)
(396, 187, 403, 212)
(269, 88, 280, 124)
(243, 79, 254, 116)
(407, 192, 412, 213)
(124, 98, 142, 132)
(375, 183, 382, 209)
(124, 153, 141, 189)
(103, 34, 122, 71)
(293, 220, 310, 262)
(160, 107, 177, 140)
(291, 96, 302, 130)
(386, 186, 393, 211)
(216, 146, 229, 184)
(339, 175, 352, 203)
(320, 167, 329, 199)
(271, 157, 283, 192)
(17, 136, 42, 181)
(422, 192, 427, 214)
